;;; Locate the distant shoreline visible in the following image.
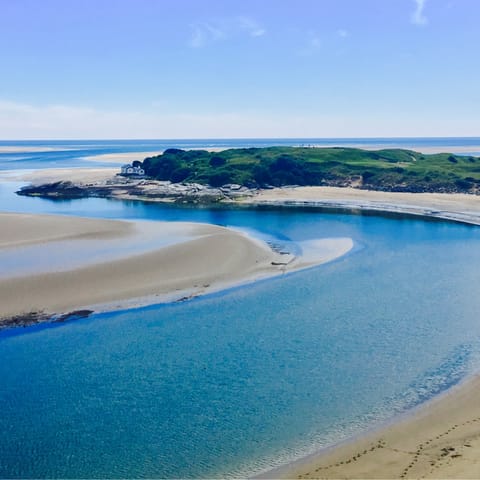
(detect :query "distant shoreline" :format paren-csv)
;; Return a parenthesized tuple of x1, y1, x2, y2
(10, 165, 480, 227)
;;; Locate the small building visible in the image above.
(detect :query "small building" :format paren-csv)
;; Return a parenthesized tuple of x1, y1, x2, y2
(120, 164, 145, 176)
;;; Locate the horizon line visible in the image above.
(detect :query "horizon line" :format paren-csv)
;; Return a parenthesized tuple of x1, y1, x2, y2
(1, 135, 480, 142)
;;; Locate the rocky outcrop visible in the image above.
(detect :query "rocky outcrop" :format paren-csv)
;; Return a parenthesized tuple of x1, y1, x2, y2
(0, 309, 94, 331)
(17, 177, 256, 204)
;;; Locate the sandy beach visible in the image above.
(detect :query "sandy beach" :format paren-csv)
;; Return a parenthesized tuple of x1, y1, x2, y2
(0, 212, 352, 326)
(270, 374, 480, 479)
(242, 186, 480, 226)
(82, 151, 162, 164)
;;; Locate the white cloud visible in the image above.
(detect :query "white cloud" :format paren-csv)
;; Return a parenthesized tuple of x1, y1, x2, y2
(188, 16, 265, 48)
(411, 0, 428, 26)
(337, 29, 349, 38)
(237, 16, 266, 37)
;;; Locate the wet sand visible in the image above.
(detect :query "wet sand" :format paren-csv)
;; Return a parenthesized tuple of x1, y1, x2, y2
(0, 212, 352, 326)
(270, 375, 480, 479)
(242, 186, 480, 226)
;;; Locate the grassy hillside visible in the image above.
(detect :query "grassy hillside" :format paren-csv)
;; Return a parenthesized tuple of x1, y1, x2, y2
(140, 147, 480, 194)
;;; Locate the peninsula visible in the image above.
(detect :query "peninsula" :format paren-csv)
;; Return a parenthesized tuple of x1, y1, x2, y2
(17, 146, 480, 200)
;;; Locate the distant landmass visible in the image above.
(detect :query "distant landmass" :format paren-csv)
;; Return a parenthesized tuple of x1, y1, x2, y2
(17, 147, 480, 202)
(140, 147, 480, 194)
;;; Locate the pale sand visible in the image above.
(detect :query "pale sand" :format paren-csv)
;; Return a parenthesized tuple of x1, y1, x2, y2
(241, 186, 480, 225)
(0, 146, 69, 153)
(0, 212, 352, 321)
(82, 147, 229, 164)
(82, 151, 162, 164)
(0, 212, 132, 249)
(271, 375, 480, 479)
(0, 166, 119, 184)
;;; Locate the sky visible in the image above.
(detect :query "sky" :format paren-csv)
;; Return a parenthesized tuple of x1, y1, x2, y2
(0, 0, 479, 139)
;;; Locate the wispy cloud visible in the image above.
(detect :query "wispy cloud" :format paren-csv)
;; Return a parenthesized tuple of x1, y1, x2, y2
(411, 0, 428, 26)
(188, 16, 265, 48)
(237, 16, 266, 37)
(188, 22, 225, 48)
(297, 30, 322, 56)
(337, 29, 349, 38)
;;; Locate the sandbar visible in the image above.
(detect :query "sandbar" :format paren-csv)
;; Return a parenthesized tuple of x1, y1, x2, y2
(241, 186, 480, 226)
(2, 166, 119, 184)
(0, 212, 352, 327)
(82, 151, 162, 164)
(0, 146, 71, 153)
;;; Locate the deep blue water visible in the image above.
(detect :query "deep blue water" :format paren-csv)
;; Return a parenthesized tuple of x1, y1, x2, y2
(1, 140, 480, 478)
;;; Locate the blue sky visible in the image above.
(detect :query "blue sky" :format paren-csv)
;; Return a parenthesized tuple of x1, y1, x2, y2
(0, 0, 478, 139)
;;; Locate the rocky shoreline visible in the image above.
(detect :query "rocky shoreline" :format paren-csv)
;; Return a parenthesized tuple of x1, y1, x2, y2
(17, 176, 256, 203)
(0, 309, 94, 331)
(16, 174, 480, 227)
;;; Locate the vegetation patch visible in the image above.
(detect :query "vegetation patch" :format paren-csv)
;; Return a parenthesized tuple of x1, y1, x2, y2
(140, 147, 480, 194)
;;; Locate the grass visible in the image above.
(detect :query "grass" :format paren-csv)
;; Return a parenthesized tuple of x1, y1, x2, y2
(140, 147, 480, 194)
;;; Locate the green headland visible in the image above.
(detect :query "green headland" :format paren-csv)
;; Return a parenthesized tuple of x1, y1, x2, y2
(140, 147, 480, 194)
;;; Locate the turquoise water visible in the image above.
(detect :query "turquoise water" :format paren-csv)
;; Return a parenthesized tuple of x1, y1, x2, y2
(1, 140, 480, 477)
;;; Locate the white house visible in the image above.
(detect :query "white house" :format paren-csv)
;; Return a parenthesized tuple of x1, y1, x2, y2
(120, 164, 145, 176)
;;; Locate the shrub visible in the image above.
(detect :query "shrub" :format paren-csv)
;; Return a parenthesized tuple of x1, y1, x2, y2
(171, 167, 192, 183)
(209, 156, 227, 167)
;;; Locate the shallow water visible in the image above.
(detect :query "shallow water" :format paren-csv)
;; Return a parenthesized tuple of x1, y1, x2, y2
(1, 191, 480, 477)
(1, 140, 480, 477)
(0, 219, 193, 279)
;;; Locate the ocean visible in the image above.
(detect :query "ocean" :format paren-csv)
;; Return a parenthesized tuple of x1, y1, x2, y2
(1, 137, 480, 170)
(0, 138, 480, 477)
